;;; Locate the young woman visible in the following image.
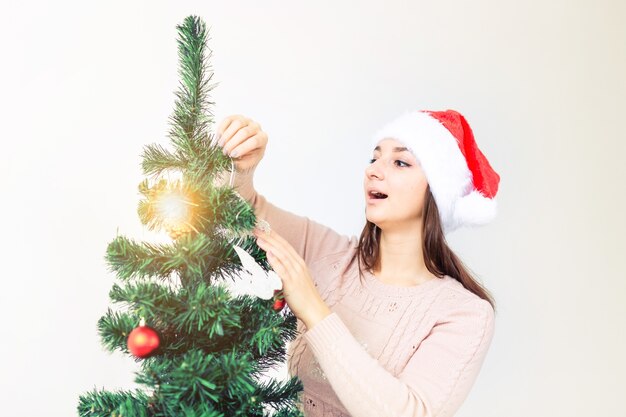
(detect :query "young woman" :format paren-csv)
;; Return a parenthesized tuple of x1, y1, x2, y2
(214, 109, 500, 417)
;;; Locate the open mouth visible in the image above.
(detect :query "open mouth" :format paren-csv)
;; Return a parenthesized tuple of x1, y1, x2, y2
(368, 191, 388, 200)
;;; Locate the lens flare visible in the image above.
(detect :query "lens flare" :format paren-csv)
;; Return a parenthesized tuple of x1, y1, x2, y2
(156, 192, 189, 223)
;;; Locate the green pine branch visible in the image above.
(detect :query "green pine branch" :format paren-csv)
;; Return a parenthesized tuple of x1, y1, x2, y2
(97, 307, 137, 353)
(135, 179, 256, 241)
(141, 144, 188, 176)
(77, 388, 150, 417)
(99, 282, 296, 358)
(105, 231, 267, 284)
(134, 349, 260, 416)
(253, 376, 304, 415)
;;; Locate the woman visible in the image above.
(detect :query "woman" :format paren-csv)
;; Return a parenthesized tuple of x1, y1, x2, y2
(214, 109, 500, 417)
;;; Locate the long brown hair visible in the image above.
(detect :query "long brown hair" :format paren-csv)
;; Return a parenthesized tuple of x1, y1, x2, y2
(357, 184, 496, 312)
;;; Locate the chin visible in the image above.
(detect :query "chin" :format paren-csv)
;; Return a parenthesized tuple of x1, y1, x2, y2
(364, 212, 383, 227)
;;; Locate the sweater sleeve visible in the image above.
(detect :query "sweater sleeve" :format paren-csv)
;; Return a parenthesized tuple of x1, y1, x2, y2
(250, 190, 354, 266)
(302, 298, 495, 417)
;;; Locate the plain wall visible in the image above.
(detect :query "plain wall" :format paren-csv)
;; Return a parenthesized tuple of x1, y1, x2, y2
(1, 1, 624, 415)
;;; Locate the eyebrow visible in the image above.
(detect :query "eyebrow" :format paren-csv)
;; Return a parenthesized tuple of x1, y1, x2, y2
(373, 146, 410, 153)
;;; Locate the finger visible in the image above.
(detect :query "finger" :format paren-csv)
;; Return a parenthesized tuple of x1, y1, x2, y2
(265, 250, 289, 280)
(222, 125, 258, 157)
(219, 116, 249, 147)
(217, 114, 246, 131)
(228, 132, 266, 160)
(257, 239, 303, 282)
(256, 237, 300, 279)
(257, 230, 305, 268)
(216, 115, 241, 140)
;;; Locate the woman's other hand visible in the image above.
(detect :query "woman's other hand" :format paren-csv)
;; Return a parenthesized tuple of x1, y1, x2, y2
(252, 226, 332, 330)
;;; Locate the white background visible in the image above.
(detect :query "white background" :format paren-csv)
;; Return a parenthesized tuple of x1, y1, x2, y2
(1, 1, 625, 416)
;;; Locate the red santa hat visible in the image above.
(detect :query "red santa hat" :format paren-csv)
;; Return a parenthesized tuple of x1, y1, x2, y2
(370, 109, 501, 234)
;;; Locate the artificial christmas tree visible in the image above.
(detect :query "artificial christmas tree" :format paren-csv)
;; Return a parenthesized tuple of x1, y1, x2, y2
(77, 15, 304, 417)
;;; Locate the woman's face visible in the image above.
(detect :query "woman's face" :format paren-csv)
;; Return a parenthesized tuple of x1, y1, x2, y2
(364, 138, 429, 231)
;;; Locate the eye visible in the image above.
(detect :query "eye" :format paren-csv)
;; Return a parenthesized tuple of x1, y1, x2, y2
(368, 158, 410, 167)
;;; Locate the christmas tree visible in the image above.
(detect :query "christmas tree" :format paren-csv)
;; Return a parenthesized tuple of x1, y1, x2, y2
(77, 16, 304, 417)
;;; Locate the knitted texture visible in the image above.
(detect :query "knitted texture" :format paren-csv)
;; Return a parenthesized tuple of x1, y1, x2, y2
(250, 192, 495, 417)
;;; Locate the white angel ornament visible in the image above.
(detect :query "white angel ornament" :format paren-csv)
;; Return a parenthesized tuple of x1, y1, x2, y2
(225, 243, 283, 300)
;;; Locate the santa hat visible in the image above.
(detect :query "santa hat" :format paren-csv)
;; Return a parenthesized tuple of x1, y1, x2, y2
(370, 109, 500, 234)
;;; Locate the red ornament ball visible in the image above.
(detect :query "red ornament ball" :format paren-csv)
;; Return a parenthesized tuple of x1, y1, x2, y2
(273, 297, 286, 311)
(273, 290, 286, 312)
(127, 324, 160, 358)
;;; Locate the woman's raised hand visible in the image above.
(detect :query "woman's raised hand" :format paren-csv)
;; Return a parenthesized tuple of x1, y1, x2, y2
(215, 115, 268, 175)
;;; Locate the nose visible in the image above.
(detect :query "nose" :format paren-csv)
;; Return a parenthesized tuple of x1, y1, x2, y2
(365, 158, 384, 180)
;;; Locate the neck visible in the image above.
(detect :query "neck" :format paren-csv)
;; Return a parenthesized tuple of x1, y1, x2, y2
(372, 223, 434, 285)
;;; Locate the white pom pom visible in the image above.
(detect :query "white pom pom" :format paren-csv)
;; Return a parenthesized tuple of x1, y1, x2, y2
(448, 190, 498, 233)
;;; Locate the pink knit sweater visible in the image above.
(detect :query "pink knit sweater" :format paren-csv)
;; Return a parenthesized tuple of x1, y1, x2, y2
(251, 191, 495, 417)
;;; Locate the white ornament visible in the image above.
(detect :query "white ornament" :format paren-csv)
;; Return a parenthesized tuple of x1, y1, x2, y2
(224, 244, 283, 300)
